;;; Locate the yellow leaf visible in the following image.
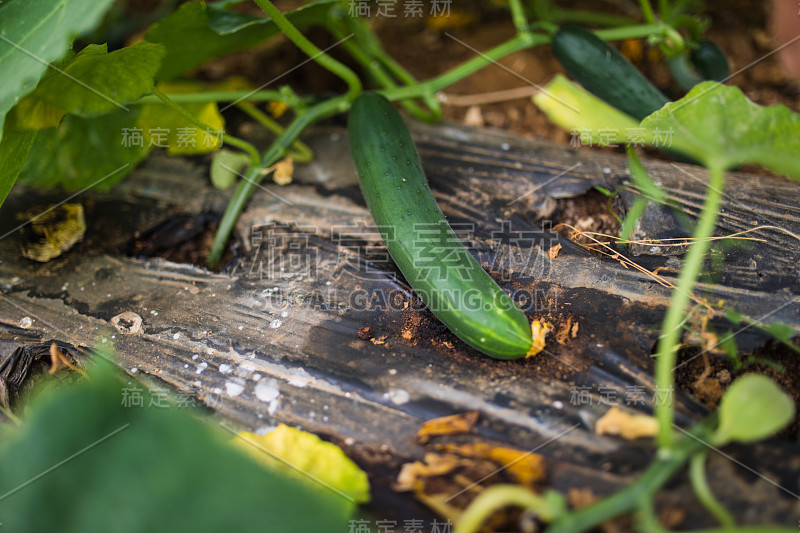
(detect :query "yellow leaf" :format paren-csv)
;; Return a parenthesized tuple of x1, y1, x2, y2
(267, 100, 288, 118)
(416, 411, 479, 444)
(596, 406, 658, 440)
(271, 156, 294, 185)
(11, 95, 66, 130)
(525, 320, 552, 358)
(137, 81, 226, 155)
(436, 443, 547, 488)
(17, 203, 85, 262)
(231, 425, 370, 504)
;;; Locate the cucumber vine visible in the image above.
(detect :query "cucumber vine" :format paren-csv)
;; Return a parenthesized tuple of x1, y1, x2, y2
(1, 0, 796, 532)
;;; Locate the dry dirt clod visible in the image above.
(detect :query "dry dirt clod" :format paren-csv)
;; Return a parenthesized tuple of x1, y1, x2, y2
(111, 312, 144, 335)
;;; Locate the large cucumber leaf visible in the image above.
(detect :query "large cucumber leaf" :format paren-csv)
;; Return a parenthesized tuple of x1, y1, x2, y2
(641, 82, 800, 178)
(19, 42, 165, 120)
(0, 123, 36, 208)
(0, 0, 115, 142)
(18, 109, 150, 191)
(145, 0, 337, 80)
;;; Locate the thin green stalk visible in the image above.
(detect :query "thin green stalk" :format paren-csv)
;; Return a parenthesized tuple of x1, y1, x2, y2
(669, 14, 707, 40)
(134, 90, 298, 105)
(595, 22, 669, 42)
(639, 0, 657, 23)
(667, 0, 703, 20)
(208, 95, 348, 266)
(690, 452, 735, 527)
(151, 87, 260, 169)
(530, 0, 554, 21)
(654, 166, 726, 448)
(454, 486, 562, 533)
(547, 425, 707, 533)
(635, 500, 793, 533)
(508, 0, 530, 32)
(252, 0, 361, 101)
(328, 9, 441, 121)
(235, 102, 313, 163)
(383, 32, 550, 102)
(635, 500, 671, 533)
(658, 0, 671, 19)
(330, 20, 440, 121)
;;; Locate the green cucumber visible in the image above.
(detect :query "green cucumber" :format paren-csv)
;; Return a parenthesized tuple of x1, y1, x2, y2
(667, 52, 704, 91)
(690, 40, 730, 82)
(552, 25, 669, 121)
(348, 93, 533, 359)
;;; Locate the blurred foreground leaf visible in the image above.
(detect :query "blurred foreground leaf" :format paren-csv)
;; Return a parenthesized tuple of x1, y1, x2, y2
(0, 355, 354, 532)
(0, 0, 115, 142)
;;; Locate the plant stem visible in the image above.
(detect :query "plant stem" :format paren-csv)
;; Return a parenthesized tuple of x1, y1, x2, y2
(453, 486, 562, 533)
(235, 102, 313, 163)
(547, 426, 707, 533)
(150, 87, 260, 168)
(207, 95, 348, 266)
(654, 165, 726, 448)
(328, 15, 440, 121)
(508, 0, 530, 32)
(639, 0, 657, 23)
(689, 451, 735, 527)
(383, 32, 550, 102)
(252, 0, 361, 101)
(134, 90, 299, 105)
(658, 0, 671, 19)
(595, 23, 669, 42)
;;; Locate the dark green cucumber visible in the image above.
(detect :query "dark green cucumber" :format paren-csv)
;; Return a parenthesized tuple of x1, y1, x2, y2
(552, 25, 669, 120)
(667, 52, 704, 91)
(690, 40, 730, 82)
(348, 93, 532, 359)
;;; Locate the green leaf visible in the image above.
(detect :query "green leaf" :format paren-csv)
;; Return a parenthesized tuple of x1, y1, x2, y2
(620, 197, 648, 242)
(717, 329, 740, 369)
(18, 109, 149, 191)
(211, 149, 250, 189)
(640, 82, 800, 177)
(0, 355, 353, 532)
(8, 51, 76, 130)
(0, 123, 37, 209)
(626, 145, 665, 203)
(136, 82, 226, 155)
(145, 1, 337, 80)
(0, 0, 115, 142)
(724, 307, 800, 355)
(714, 374, 795, 445)
(534, 78, 800, 180)
(758, 322, 800, 352)
(24, 42, 165, 118)
(232, 425, 371, 505)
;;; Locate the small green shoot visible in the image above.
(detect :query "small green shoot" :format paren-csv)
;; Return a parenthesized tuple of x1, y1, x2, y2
(713, 374, 795, 445)
(211, 149, 250, 190)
